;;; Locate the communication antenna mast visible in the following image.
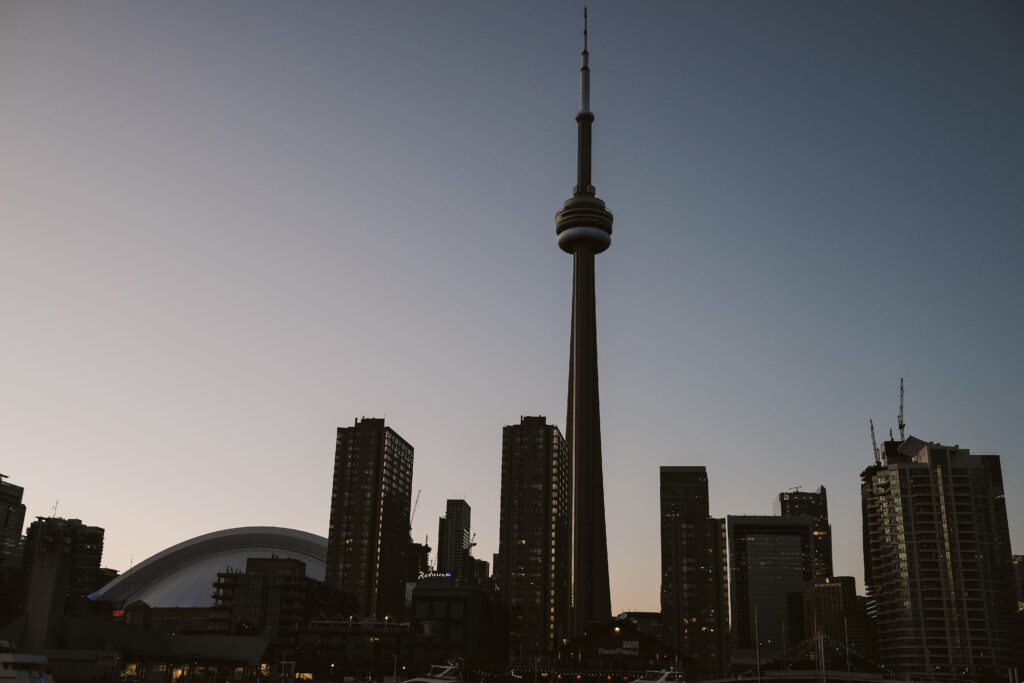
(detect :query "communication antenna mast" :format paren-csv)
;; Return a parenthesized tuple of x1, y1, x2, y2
(897, 378, 906, 440)
(870, 419, 880, 466)
(51, 499, 59, 517)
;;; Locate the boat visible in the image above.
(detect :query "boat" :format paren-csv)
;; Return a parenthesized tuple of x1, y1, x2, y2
(401, 662, 462, 683)
(630, 672, 685, 683)
(0, 641, 55, 683)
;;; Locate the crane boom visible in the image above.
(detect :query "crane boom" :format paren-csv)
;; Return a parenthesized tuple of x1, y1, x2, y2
(410, 489, 421, 527)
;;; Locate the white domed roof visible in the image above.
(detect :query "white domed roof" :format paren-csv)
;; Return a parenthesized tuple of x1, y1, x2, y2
(90, 526, 327, 608)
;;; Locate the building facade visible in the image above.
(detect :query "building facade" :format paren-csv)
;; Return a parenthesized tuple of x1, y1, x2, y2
(437, 499, 472, 581)
(496, 416, 571, 660)
(861, 436, 1014, 676)
(210, 556, 346, 656)
(728, 515, 814, 652)
(326, 418, 414, 620)
(0, 475, 26, 624)
(802, 576, 877, 662)
(20, 517, 106, 649)
(774, 486, 833, 578)
(659, 466, 728, 675)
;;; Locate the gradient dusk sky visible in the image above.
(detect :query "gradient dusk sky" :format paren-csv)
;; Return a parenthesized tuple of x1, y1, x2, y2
(2, 2, 1022, 613)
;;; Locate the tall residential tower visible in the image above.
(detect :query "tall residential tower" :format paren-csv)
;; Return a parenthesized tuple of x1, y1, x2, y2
(555, 10, 614, 636)
(861, 436, 1014, 676)
(660, 466, 728, 676)
(496, 416, 571, 660)
(326, 418, 414, 619)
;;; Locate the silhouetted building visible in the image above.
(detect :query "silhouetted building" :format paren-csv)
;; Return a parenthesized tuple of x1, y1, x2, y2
(555, 15, 614, 636)
(774, 486, 833, 578)
(0, 475, 26, 624)
(20, 517, 106, 649)
(496, 416, 571, 661)
(210, 556, 346, 657)
(410, 581, 508, 672)
(616, 611, 670, 651)
(326, 418, 414, 620)
(1013, 555, 1024, 606)
(861, 436, 1014, 676)
(558, 617, 676, 672)
(659, 466, 728, 675)
(406, 540, 431, 583)
(436, 499, 471, 580)
(470, 558, 490, 583)
(803, 576, 877, 662)
(728, 515, 814, 652)
(0, 475, 25, 569)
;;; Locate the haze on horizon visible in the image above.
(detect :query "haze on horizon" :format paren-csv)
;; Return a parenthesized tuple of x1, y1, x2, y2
(1, 1, 1022, 613)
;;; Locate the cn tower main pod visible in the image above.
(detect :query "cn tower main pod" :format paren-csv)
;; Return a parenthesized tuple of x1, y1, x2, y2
(554, 10, 613, 637)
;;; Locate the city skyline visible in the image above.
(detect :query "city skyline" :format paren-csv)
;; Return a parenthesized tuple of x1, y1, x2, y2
(2, 2, 1023, 614)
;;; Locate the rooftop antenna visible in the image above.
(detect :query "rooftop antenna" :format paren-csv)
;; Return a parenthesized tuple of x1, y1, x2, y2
(51, 498, 59, 517)
(897, 378, 906, 440)
(870, 419, 881, 466)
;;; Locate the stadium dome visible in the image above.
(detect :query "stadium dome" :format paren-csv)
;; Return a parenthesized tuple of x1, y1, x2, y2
(89, 526, 327, 608)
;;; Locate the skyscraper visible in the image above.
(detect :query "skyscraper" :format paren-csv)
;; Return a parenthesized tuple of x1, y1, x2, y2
(861, 436, 1014, 675)
(728, 515, 814, 652)
(773, 486, 833, 578)
(554, 10, 614, 636)
(496, 416, 571, 660)
(326, 417, 414, 619)
(21, 517, 105, 649)
(437, 499, 472, 580)
(659, 466, 728, 675)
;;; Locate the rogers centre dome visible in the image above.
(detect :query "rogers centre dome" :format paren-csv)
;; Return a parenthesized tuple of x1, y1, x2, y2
(90, 526, 327, 608)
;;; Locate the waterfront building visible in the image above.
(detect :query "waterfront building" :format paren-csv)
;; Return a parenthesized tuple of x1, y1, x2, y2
(861, 436, 1014, 675)
(774, 486, 833, 578)
(659, 466, 728, 675)
(326, 417, 415, 619)
(496, 416, 571, 660)
(436, 499, 472, 580)
(728, 515, 814, 652)
(554, 12, 615, 636)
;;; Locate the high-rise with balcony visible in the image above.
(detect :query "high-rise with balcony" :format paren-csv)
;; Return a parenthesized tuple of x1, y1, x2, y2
(660, 466, 728, 675)
(496, 416, 571, 660)
(861, 436, 1014, 676)
(326, 418, 414, 619)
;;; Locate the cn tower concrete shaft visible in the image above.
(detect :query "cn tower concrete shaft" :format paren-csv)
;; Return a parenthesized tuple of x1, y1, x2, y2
(554, 10, 614, 636)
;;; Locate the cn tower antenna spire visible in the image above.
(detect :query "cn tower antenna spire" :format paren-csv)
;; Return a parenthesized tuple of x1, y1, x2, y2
(584, 7, 588, 52)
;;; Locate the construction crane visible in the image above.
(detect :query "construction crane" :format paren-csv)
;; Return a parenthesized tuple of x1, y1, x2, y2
(409, 489, 421, 527)
(897, 378, 906, 441)
(870, 419, 880, 466)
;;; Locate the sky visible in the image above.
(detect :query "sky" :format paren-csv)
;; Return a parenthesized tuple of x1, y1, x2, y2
(2, 1, 1022, 614)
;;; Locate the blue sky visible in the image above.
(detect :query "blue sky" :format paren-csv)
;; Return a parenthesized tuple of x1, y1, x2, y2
(2, 1, 1021, 612)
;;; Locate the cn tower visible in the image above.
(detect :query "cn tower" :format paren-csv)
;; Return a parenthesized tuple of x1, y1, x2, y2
(555, 9, 613, 636)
